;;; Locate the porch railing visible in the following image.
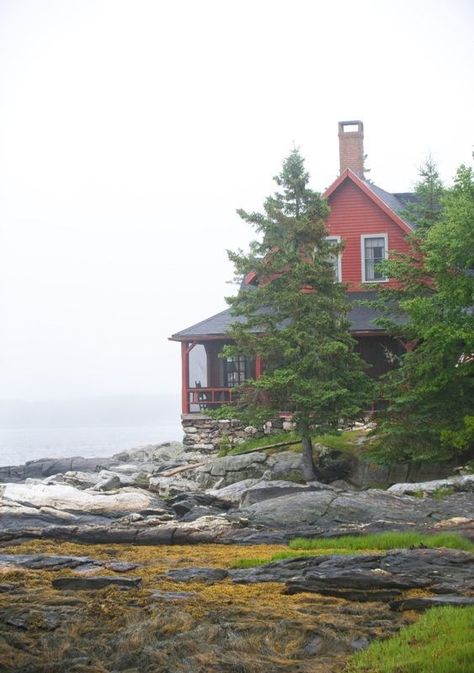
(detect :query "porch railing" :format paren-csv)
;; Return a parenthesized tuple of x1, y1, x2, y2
(187, 387, 236, 413)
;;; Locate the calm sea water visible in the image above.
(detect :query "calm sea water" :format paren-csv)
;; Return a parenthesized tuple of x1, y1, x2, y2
(0, 424, 183, 467)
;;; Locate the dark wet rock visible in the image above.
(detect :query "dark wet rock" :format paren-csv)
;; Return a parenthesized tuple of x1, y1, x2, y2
(240, 489, 474, 528)
(3, 606, 76, 631)
(166, 567, 228, 583)
(149, 589, 196, 601)
(52, 576, 142, 590)
(302, 635, 323, 655)
(169, 491, 230, 516)
(229, 549, 474, 603)
(351, 637, 369, 651)
(314, 447, 357, 483)
(0, 583, 18, 592)
(179, 506, 227, 522)
(390, 595, 474, 611)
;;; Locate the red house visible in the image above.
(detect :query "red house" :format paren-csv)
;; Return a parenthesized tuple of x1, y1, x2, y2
(171, 121, 416, 416)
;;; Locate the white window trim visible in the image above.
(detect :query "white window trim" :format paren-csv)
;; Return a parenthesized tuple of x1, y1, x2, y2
(360, 233, 389, 283)
(325, 235, 342, 282)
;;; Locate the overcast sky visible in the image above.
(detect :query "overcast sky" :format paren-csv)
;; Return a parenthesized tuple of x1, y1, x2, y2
(0, 0, 473, 406)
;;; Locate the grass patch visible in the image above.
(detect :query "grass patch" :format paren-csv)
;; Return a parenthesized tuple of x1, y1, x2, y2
(231, 557, 271, 569)
(432, 486, 456, 500)
(345, 605, 474, 673)
(225, 428, 367, 456)
(288, 532, 474, 552)
(231, 532, 474, 568)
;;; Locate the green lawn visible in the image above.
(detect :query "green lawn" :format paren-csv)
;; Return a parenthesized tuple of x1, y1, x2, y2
(345, 606, 474, 673)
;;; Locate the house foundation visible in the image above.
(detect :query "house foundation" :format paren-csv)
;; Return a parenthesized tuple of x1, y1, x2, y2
(181, 414, 295, 453)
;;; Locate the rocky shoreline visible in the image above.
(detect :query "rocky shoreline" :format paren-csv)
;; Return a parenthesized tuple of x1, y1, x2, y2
(1, 440, 473, 546)
(1, 440, 473, 672)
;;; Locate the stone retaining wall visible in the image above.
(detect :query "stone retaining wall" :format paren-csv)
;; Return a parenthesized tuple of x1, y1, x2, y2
(181, 414, 294, 453)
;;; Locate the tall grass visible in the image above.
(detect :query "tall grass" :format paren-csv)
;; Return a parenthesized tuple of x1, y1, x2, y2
(288, 532, 474, 552)
(345, 606, 474, 673)
(231, 532, 474, 568)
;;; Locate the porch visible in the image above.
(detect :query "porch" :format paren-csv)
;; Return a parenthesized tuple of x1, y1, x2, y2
(179, 340, 262, 414)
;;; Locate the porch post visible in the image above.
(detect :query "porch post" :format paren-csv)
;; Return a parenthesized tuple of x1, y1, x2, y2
(255, 355, 263, 379)
(181, 342, 189, 414)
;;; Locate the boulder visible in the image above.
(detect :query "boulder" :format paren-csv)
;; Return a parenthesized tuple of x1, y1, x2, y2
(264, 451, 304, 482)
(388, 474, 474, 496)
(239, 480, 330, 507)
(196, 452, 269, 488)
(1, 482, 162, 516)
(148, 475, 197, 497)
(206, 479, 262, 504)
(43, 471, 102, 490)
(91, 474, 122, 492)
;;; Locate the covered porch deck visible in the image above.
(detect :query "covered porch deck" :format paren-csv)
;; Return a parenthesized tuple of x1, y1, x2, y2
(178, 339, 262, 414)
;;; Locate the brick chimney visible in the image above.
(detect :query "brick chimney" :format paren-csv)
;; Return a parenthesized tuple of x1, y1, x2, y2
(338, 120, 364, 176)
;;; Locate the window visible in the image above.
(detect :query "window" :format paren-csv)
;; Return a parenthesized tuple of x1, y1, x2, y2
(361, 234, 388, 282)
(224, 355, 251, 388)
(325, 236, 342, 282)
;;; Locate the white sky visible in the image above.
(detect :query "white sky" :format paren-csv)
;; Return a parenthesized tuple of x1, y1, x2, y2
(0, 0, 473, 403)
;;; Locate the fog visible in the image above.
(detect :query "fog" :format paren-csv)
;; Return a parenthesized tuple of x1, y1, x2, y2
(0, 0, 473, 430)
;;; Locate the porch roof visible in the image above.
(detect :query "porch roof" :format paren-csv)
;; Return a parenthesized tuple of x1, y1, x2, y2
(170, 291, 396, 341)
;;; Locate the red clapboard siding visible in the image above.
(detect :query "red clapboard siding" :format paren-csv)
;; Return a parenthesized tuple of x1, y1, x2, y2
(326, 179, 410, 291)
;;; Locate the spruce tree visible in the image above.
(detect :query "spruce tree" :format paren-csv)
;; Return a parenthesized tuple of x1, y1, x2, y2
(372, 164, 474, 462)
(223, 149, 372, 481)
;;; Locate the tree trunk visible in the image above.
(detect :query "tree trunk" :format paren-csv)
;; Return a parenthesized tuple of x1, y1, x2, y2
(301, 434, 318, 482)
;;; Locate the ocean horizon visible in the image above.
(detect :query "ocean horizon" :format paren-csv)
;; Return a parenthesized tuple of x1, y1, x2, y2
(0, 423, 183, 467)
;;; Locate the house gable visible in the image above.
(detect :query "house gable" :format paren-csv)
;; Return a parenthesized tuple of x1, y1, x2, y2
(324, 170, 412, 290)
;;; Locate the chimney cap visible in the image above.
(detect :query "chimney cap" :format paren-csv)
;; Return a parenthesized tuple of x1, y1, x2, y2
(338, 120, 364, 135)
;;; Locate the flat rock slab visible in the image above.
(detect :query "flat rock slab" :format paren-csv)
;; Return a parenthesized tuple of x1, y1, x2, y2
(149, 590, 196, 601)
(231, 549, 474, 603)
(0, 554, 100, 570)
(105, 561, 140, 572)
(166, 567, 228, 583)
(52, 576, 142, 590)
(390, 595, 474, 611)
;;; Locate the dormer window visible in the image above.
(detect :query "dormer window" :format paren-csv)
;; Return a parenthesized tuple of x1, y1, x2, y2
(361, 234, 388, 282)
(326, 236, 342, 282)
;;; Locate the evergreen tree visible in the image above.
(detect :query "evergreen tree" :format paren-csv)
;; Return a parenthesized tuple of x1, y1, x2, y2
(367, 158, 445, 340)
(372, 164, 474, 462)
(223, 149, 372, 481)
(401, 156, 444, 236)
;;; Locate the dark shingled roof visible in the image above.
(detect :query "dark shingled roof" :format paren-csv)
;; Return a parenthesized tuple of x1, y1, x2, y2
(171, 291, 391, 340)
(364, 181, 418, 228)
